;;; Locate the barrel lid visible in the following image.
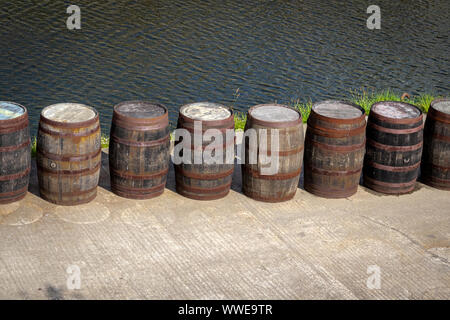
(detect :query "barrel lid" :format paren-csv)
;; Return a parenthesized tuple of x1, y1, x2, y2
(115, 101, 166, 119)
(313, 100, 363, 119)
(371, 101, 421, 119)
(42, 103, 97, 123)
(250, 104, 299, 122)
(180, 102, 231, 121)
(0, 101, 26, 120)
(431, 99, 450, 114)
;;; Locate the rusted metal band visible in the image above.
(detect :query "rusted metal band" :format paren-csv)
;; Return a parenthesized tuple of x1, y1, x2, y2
(38, 124, 100, 137)
(0, 119, 29, 134)
(39, 188, 97, 205)
(110, 133, 169, 147)
(0, 103, 28, 124)
(37, 148, 101, 162)
(366, 139, 423, 152)
(0, 185, 28, 197)
(111, 182, 166, 193)
(111, 186, 165, 199)
(247, 104, 302, 128)
(179, 123, 235, 134)
(0, 192, 27, 204)
(256, 145, 304, 156)
(175, 166, 234, 180)
(110, 167, 169, 180)
(364, 176, 416, 188)
(37, 162, 100, 176)
(39, 184, 98, 196)
(176, 180, 232, 194)
(304, 183, 358, 198)
(307, 124, 366, 138)
(0, 139, 31, 152)
(367, 121, 423, 134)
(431, 133, 450, 142)
(429, 99, 450, 123)
(427, 162, 450, 170)
(304, 163, 362, 176)
(306, 137, 365, 152)
(176, 185, 230, 200)
(243, 189, 296, 202)
(364, 160, 421, 172)
(421, 178, 450, 190)
(370, 102, 423, 124)
(428, 110, 450, 124)
(243, 167, 301, 180)
(112, 113, 169, 130)
(40, 109, 99, 128)
(0, 167, 31, 181)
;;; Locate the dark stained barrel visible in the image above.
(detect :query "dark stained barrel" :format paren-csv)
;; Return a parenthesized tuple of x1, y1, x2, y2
(109, 101, 170, 199)
(421, 98, 450, 190)
(175, 102, 235, 200)
(364, 101, 423, 194)
(37, 103, 101, 205)
(0, 102, 31, 204)
(242, 104, 304, 202)
(303, 100, 366, 198)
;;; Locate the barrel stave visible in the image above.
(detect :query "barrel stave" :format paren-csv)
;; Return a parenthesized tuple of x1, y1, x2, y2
(420, 99, 450, 189)
(109, 102, 170, 199)
(363, 101, 423, 194)
(0, 103, 31, 204)
(303, 101, 366, 198)
(37, 103, 101, 205)
(242, 104, 304, 202)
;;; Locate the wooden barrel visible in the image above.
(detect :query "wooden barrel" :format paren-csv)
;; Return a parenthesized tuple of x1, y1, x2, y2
(0, 102, 31, 204)
(421, 98, 450, 190)
(175, 102, 234, 200)
(109, 101, 170, 199)
(364, 101, 423, 194)
(37, 103, 101, 205)
(242, 104, 304, 202)
(303, 100, 366, 198)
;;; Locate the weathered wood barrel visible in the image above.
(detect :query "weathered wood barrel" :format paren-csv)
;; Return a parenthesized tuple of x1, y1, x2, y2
(242, 104, 304, 202)
(37, 103, 101, 205)
(303, 100, 366, 198)
(109, 101, 170, 199)
(421, 98, 450, 190)
(364, 101, 423, 194)
(175, 102, 234, 200)
(0, 102, 31, 204)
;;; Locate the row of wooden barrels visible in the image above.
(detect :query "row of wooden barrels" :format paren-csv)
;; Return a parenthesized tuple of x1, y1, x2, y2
(0, 99, 448, 205)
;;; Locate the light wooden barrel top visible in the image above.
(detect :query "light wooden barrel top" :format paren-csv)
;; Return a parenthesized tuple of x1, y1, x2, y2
(180, 102, 231, 120)
(372, 101, 420, 119)
(313, 101, 362, 119)
(250, 104, 299, 122)
(432, 100, 450, 114)
(42, 103, 96, 123)
(0, 101, 26, 120)
(115, 101, 166, 119)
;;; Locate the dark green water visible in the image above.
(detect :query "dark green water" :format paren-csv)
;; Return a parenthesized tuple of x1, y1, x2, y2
(0, 0, 448, 134)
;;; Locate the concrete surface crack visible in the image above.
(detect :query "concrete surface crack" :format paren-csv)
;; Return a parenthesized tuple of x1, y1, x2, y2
(359, 215, 449, 267)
